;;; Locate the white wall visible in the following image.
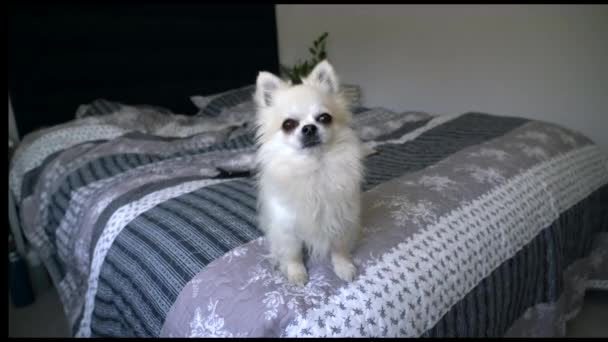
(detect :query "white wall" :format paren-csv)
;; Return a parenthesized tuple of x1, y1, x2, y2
(276, 5, 608, 151)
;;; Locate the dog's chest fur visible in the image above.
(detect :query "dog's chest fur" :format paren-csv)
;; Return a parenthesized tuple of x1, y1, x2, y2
(258, 139, 362, 255)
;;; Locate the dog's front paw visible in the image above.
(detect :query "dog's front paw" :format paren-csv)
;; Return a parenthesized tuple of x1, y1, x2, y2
(286, 263, 309, 286)
(333, 258, 357, 282)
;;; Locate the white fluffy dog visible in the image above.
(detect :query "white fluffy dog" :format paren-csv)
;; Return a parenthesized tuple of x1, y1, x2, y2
(254, 60, 364, 285)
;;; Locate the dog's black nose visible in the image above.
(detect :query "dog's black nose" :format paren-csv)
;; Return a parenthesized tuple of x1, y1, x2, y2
(302, 124, 317, 137)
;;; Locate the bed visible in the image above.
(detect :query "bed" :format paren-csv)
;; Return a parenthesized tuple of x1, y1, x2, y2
(8, 3, 608, 338)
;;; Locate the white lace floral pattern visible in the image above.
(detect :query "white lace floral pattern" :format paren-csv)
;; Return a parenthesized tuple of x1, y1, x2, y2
(240, 260, 333, 321)
(374, 196, 439, 226)
(457, 165, 505, 185)
(468, 147, 510, 161)
(517, 131, 551, 144)
(189, 299, 247, 337)
(419, 175, 460, 193)
(511, 142, 549, 160)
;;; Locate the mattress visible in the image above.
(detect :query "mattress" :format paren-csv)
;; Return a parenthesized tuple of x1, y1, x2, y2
(9, 103, 608, 337)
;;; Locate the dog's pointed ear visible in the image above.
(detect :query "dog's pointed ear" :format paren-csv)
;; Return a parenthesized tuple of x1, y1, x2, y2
(255, 72, 287, 108)
(303, 60, 339, 94)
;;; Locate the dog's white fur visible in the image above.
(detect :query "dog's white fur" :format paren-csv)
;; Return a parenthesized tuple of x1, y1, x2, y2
(254, 61, 364, 285)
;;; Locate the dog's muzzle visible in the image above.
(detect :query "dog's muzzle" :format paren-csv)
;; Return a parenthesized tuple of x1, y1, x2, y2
(301, 124, 321, 148)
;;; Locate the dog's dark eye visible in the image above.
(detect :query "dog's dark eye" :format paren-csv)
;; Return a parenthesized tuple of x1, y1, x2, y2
(316, 113, 332, 125)
(282, 118, 298, 132)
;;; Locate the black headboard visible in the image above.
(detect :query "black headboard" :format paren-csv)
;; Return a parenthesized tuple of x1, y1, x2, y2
(8, 2, 279, 137)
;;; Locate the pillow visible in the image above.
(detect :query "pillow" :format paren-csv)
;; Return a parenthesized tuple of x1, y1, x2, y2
(191, 85, 256, 117)
(341, 84, 362, 109)
(353, 107, 433, 142)
(75, 98, 173, 119)
(191, 84, 362, 117)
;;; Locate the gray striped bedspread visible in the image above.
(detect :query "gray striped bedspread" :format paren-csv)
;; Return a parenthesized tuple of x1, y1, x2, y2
(10, 105, 608, 337)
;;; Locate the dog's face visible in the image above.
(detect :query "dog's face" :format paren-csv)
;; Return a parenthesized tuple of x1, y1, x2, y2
(254, 61, 352, 153)
(265, 85, 337, 151)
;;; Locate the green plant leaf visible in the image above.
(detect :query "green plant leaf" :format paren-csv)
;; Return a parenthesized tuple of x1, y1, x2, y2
(287, 32, 331, 82)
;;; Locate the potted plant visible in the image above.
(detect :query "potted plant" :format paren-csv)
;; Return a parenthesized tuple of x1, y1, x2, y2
(280, 32, 329, 84)
(280, 32, 361, 108)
